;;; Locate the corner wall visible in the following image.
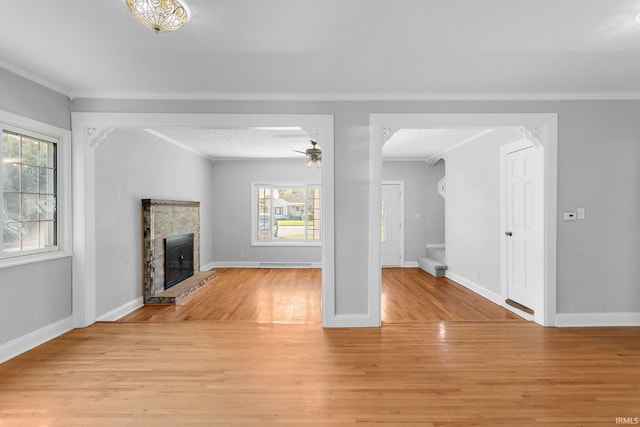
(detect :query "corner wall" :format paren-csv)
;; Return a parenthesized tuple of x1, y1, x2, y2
(94, 129, 216, 318)
(0, 68, 72, 360)
(442, 128, 523, 296)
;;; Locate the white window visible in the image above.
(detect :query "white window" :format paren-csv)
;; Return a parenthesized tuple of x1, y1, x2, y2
(251, 182, 321, 246)
(1, 112, 71, 267)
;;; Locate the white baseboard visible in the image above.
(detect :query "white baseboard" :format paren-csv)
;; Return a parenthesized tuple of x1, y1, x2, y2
(556, 312, 640, 327)
(0, 316, 74, 364)
(325, 314, 379, 328)
(402, 261, 419, 268)
(209, 261, 261, 268)
(200, 261, 217, 271)
(96, 297, 144, 322)
(259, 262, 320, 269)
(444, 271, 502, 306)
(208, 261, 321, 269)
(426, 243, 445, 249)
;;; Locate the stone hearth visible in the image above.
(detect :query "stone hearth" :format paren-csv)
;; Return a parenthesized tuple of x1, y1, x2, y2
(145, 271, 216, 304)
(142, 199, 215, 304)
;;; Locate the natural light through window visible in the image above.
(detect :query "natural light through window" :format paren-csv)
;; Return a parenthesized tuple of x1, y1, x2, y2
(252, 183, 321, 246)
(1, 128, 58, 257)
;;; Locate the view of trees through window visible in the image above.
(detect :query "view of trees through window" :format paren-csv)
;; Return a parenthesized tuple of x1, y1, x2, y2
(2, 129, 57, 255)
(256, 185, 320, 243)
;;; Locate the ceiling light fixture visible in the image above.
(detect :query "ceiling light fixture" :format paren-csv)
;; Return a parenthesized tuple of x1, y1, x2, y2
(294, 140, 322, 168)
(125, 0, 189, 33)
(635, 11, 640, 23)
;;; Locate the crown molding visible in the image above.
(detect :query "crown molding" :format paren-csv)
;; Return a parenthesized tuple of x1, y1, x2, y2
(69, 91, 640, 102)
(5, 63, 640, 102)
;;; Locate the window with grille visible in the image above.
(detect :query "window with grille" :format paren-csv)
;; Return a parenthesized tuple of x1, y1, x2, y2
(1, 128, 58, 256)
(252, 183, 321, 246)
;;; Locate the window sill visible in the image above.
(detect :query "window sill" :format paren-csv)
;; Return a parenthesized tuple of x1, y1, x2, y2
(0, 250, 72, 270)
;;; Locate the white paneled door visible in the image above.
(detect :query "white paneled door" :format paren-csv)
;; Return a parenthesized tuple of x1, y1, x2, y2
(381, 183, 403, 267)
(504, 143, 543, 313)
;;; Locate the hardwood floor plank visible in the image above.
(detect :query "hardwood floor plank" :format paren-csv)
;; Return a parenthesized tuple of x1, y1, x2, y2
(1, 322, 639, 425)
(119, 268, 323, 323)
(382, 268, 521, 322)
(4, 268, 637, 425)
(120, 267, 520, 323)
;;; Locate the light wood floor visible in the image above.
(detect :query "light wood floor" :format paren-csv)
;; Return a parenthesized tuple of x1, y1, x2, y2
(119, 267, 521, 323)
(2, 268, 639, 425)
(2, 321, 639, 425)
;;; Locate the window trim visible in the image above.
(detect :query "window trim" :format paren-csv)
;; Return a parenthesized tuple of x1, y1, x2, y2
(251, 181, 321, 247)
(0, 110, 71, 268)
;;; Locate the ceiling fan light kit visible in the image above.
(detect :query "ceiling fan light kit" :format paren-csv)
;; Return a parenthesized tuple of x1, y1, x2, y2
(303, 140, 322, 168)
(125, 0, 189, 33)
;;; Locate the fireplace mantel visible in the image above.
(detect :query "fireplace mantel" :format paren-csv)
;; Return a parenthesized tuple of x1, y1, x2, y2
(142, 199, 200, 208)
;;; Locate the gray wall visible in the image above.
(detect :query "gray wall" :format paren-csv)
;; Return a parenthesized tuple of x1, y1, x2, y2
(443, 128, 522, 294)
(382, 161, 445, 262)
(0, 68, 70, 130)
(71, 98, 640, 316)
(3, 66, 638, 351)
(94, 129, 216, 317)
(211, 160, 322, 264)
(0, 69, 72, 346)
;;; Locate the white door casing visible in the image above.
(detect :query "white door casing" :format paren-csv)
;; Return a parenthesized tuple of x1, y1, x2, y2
(503, 141, 544, 314)
(381, 182, 403, 267)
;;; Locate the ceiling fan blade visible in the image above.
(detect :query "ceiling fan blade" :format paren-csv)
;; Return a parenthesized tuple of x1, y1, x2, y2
(292, 150, 307, 154)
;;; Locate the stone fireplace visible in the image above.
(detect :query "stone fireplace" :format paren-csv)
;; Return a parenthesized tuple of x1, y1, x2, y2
(142, 199, 215, 304)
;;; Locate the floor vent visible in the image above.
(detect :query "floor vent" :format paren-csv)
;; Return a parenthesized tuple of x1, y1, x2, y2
(259, 262, 313, 269)
(505, 299, 534, 315)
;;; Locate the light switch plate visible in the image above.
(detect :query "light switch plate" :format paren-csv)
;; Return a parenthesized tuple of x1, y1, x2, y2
(577, 208, 585, 220)
(564, 212, 577, 221)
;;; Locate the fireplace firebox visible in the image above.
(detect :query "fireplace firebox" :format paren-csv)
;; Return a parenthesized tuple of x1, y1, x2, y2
(164, 233, 194, 289)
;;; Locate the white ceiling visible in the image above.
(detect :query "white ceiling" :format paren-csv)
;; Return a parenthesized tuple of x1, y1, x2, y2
(146, 127, 314, 160)
(141, 126, 501, 160)
(382, 128, 496, 161)
(2, 2, 638, 159)
(1, 1, 640, 99)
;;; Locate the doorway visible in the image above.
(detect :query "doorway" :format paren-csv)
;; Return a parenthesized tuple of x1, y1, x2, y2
(370, 113, 558, 327)
(501, 139, 544, 317)
(71, 113, 336, 328)
(381, 182, 404, 267)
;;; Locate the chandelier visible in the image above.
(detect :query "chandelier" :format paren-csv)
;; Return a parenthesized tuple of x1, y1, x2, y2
(125, 0, 189, 33)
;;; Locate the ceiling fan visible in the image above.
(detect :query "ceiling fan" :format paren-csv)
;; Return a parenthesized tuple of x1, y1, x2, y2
(293, 140, 322, 168)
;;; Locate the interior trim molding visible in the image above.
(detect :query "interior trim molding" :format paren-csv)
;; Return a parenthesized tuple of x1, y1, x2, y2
(556, 312, 640, 327)
(370, 113, 558, 327)
(6, 60, 640, 102)
(71, 113, 335, 328)
(96, 297, 144, 322)
(444, 271, 502, 306)
(325, 314, 378, 328)
(0, 316, 74, 364)
(70, 91, 640, 102)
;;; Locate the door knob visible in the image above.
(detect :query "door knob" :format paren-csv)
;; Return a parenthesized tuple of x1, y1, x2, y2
(505, 231, 513, 236)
